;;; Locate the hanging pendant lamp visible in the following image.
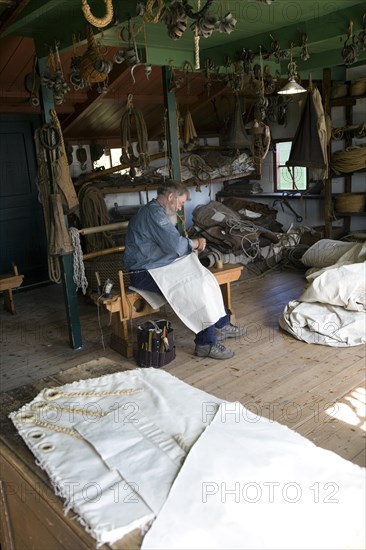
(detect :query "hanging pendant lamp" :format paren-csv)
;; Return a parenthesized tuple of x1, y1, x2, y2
(278, 45, 306, 95)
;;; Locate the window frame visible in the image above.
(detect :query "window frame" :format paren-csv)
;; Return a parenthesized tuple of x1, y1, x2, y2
(273, 139, 308, 192)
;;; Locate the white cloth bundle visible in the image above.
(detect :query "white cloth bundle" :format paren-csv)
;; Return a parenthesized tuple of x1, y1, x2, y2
(300, 263, 366, 311)
(281, 241, 366, 346)
(301, 239, 366, 268)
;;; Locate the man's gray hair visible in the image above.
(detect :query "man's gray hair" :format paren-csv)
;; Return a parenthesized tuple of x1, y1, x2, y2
(157, 179, 190, 200)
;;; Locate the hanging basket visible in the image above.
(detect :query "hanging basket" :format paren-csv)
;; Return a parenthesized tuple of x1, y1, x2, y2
(79, 26, 108, 84)
(335, 193, 366, 213)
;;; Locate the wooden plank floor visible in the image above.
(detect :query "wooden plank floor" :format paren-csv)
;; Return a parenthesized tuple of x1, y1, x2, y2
(1, 268, 365, 468)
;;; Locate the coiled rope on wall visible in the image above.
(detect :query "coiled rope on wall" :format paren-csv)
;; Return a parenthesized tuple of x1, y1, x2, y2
(330, 145, 366, 174)
(78, 184, 114, 252)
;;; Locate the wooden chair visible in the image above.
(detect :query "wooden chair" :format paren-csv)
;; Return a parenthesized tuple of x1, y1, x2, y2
(0, 265, 24, 314)
(94, 264, 243, 357)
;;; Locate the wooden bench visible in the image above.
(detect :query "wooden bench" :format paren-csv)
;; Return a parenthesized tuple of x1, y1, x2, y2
(0, 265, 24, 314)
(95, 264, 243, 358)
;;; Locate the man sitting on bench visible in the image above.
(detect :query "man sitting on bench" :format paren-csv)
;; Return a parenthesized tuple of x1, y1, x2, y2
(123, 180, 243, 360)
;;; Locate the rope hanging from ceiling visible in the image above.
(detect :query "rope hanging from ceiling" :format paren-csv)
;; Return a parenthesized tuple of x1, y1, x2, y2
(81, 0, 114, 28)
(120, 94, 149, 169)
(69, 227, 88, 295)
(142, 0, 165, 23)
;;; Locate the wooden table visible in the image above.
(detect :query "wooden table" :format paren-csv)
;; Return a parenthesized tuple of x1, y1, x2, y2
(0, 365, 142, 550)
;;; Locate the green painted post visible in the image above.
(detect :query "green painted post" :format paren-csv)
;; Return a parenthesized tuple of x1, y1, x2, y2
(37, 56, 82, 349)
(59, 254, 82, 349)
(162, 66, 181, 182)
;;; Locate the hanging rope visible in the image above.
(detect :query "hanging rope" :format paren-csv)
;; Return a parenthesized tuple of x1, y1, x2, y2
(120, 94, 149, 168)
(183, 109, 199, 150)
(342, 21, 358, 65)
(34, 129, 61, 283)
(194, 0, 201, 69)
(81, 0, 114, 28)
(143, 0, 165, 23)
(69, 227, 88, 295)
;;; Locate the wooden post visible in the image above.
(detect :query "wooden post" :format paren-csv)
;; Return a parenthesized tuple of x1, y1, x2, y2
(323, 68, 332, 239)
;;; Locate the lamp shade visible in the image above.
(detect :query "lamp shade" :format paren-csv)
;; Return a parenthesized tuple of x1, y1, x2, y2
(278, 78, 306, 95)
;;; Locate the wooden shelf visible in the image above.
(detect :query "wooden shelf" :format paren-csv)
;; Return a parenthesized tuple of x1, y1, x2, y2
(216, 191, 324, 200)
(90, 172, 256, 195)
(330, 94, 366, 107)
(324, 68, 366, 238)
(334, 211, 366, 217)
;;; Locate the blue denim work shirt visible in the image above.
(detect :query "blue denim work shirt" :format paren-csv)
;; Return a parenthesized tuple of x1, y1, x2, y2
(123, 199, 193, 270)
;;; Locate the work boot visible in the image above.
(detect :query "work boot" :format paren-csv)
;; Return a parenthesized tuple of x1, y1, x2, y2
(195, 342, 235, 360)
(215, 323, 244, 341)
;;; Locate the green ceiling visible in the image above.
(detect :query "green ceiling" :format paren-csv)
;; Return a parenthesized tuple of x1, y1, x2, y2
(1, 0, 366, 78)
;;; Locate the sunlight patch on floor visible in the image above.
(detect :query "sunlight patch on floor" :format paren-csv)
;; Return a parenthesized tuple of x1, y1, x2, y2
(325, 387, 366, 431)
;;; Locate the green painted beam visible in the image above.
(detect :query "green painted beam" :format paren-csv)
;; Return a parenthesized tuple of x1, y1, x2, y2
(296, 50, 366, 81)
(144, 47, 195, 70)
(162, 66, 181, 182)
(201, 2, 366, 74)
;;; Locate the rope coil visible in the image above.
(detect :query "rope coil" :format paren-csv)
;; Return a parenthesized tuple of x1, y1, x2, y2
(330, 145, 366, 174)
(81, 0, 113, 28)
(120, 94, 149, 168)
(225, 219, 261, 260)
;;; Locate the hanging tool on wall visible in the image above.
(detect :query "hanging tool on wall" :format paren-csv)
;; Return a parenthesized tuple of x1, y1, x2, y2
(24, 56, 40, 107)
(273, 193, 303, 223)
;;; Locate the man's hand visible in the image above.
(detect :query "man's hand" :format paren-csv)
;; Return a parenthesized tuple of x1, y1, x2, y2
(193, 237, 206, 252)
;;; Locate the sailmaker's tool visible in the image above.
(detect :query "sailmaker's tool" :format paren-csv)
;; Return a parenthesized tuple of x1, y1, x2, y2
(273, 193, 303, 223)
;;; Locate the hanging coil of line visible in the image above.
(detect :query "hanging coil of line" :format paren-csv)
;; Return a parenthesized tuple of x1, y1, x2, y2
(34, 128, 62, 283)
(141, 0, 165, 23)
(81, 0, 114, 28)
(78, 184, 114, 252)
(120, 94, 149, 169)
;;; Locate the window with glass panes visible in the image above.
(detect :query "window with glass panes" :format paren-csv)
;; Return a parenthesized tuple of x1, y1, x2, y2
(274, 141, 307, 191)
